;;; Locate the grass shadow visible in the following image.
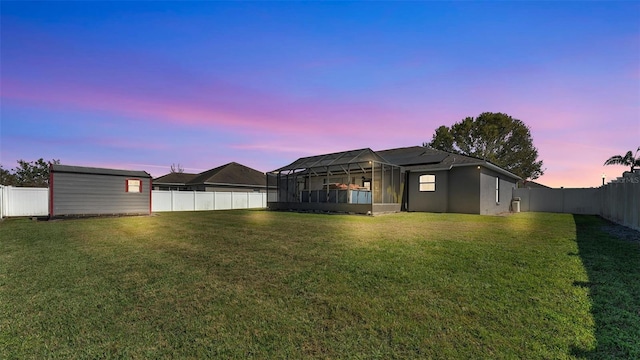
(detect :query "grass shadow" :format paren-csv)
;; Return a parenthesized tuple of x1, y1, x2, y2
(571, 215, 640, 359)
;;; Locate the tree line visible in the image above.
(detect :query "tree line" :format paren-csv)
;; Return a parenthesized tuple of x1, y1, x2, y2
(0, 159, 60, 187)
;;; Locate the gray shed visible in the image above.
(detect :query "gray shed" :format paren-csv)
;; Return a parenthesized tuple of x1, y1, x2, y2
(49, 164, 152, 217)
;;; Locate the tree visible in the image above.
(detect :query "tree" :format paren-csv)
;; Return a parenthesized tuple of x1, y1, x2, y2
(170, 163, 184, 173)
(426, 112, 544, 180)
(0, 165, 16, 186)
(603, 147, 640, 172)
(11, 158, 60, 187)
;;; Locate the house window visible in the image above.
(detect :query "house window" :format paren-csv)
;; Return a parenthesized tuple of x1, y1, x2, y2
(419, 174, 436, 192)
(126, 179, 142, 193)
(495, 177, 500, 203)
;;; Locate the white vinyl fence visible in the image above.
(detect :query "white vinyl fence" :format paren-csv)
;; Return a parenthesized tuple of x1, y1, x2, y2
(151, 190, 267, 212)
(0, 186, 267, 218)
(0, 186, 49, 218)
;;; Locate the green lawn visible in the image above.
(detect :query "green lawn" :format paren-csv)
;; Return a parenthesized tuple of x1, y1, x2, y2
(1, 211, 638, 359)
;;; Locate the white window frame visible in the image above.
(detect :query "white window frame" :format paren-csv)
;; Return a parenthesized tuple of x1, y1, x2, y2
(495, 177, 500, 203)
(419, 174, 436, 192)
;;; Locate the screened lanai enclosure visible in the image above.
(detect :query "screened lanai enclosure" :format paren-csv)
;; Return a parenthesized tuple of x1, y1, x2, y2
(267, 148, 403, 215)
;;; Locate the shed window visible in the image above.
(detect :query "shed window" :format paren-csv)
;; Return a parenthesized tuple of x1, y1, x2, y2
(126, 179, 142, 193)
(495, 177, 500, 203)
(419, 174, 436, 192)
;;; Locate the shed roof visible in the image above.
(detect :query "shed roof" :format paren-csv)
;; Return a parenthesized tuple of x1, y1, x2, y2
(273, 148, 392, 173)
(51, 164, 151, 178)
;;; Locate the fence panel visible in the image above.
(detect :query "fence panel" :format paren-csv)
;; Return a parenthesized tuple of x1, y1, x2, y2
(232, 192, 249, 209)
(214, 192, 232, 210)
(171, 192, 195, 212)
(602, 179, 639, 231)
(1, 186, 49, 217)
(195, 192, 215, 211)
(152, 191, 173, 212)
(248, 193, 265, 208)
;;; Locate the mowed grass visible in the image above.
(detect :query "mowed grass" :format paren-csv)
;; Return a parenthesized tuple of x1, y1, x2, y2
(1, 211, 638, 359)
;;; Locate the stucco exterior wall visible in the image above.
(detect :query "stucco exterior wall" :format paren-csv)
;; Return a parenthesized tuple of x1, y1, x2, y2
(406, 170, 449, 212)
(480, 169, 517, 215)
(448, 167, 480, 214)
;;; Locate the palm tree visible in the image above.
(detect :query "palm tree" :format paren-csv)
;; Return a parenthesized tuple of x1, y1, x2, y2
(603, 146, 640, 172)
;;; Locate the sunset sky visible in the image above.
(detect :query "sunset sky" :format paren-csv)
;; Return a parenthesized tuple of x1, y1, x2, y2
(1, 1, 638, 188)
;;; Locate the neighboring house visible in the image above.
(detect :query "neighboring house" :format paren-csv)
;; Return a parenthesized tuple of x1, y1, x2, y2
(49, 164, 152, 217)
(268, 146, 521, 215)
(152, 172, 198, 191)
(154, 162, 270, 192)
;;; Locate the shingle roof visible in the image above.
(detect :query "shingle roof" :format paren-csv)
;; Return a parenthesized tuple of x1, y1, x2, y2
(188, 162, 266, 186)
(377, 146, 449, 166)
(271, 146, 521, 180)
(377, 146, 520, 180)
(51, 164, 151, 178)
(153, 172, 198, 185)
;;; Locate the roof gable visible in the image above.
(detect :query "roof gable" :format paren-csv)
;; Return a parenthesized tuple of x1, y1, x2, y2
(379, 146, 521, 180)
(272, 146, 521, 180)
(188, 162, 266, 186)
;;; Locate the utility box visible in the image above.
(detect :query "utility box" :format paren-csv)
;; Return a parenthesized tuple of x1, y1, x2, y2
(49, 164, 152, 217)
(512, 197, 521, 213)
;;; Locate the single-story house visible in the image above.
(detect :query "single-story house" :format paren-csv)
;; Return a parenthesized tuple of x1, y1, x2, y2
(49, 164, 152, 217)
(267, 146, 521, 215)
(151, 172, 198, 191)
(154, 162, 270, 192)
